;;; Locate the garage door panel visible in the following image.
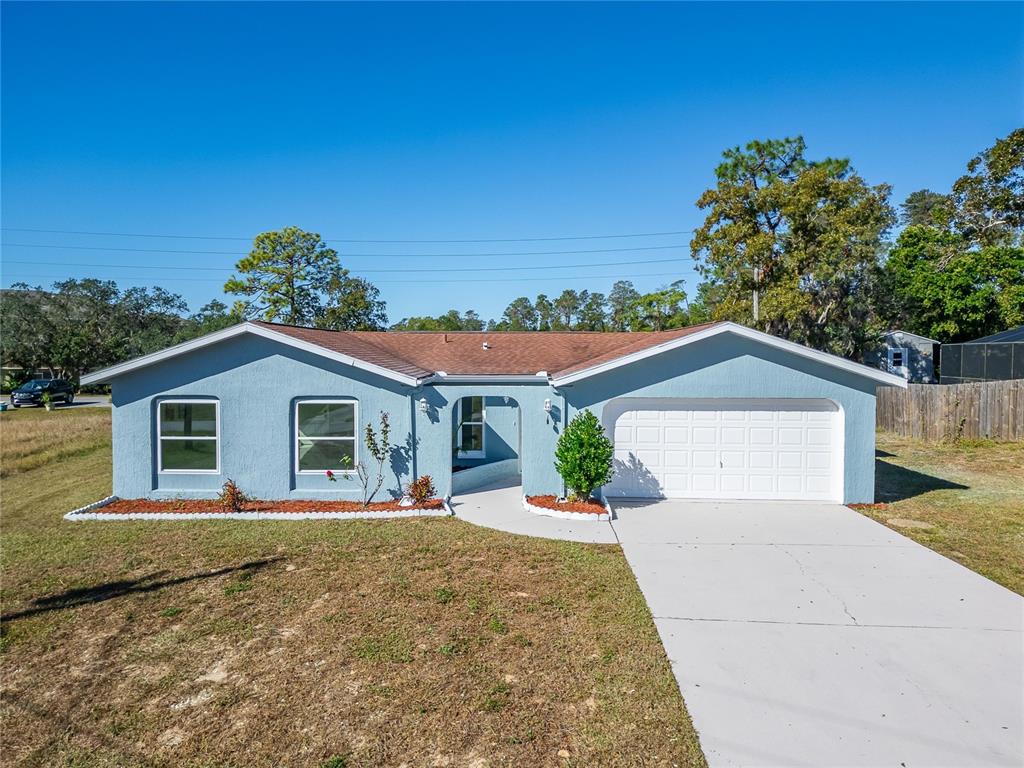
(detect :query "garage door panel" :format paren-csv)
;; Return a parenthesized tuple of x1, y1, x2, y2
(692, 450, 717, 468)
(664, 426, 690, 443)
(664, 450, 690, 468)
(636, 449, 662, 467)
(691, 473, 718, 492)
(603, 399, 840, 502)
(806, 476, 833, 494)
(720, 474, 747, 493)
(778, 451, 803, 469)
(721, 427, 746, 445)
(807, 451, 832, 470)
(778, 428, 804, 445)
(807, 428, 831, 445)
(636, 426, 661, 443)
(777, 475, 804, 494)
(693, 427, 717, 445)
(663, 473, 690, 492)
(720, 450, 746, 469)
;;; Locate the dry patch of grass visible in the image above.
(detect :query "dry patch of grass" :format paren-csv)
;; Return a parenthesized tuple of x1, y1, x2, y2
(0, 409, 705, 767)
(862, 432, 1024, 595)
(1, 406, 112, 477)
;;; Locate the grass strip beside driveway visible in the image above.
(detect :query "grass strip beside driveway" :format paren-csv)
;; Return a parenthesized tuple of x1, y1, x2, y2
(862, 432, 1024, 595)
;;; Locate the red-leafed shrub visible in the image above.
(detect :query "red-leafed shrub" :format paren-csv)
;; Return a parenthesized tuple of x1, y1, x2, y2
(405, 475, 436, 505)
(218, 479, 250, 512)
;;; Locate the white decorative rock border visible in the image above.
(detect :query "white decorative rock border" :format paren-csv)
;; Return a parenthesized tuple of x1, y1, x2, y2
(521, 495, 611, 522)
(65, 496, 454, 521)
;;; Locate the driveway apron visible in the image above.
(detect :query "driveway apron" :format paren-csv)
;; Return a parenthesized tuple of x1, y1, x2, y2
(611, 500, 1023, 768)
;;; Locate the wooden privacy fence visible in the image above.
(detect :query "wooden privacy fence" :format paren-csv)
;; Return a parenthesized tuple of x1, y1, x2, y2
(876, 379, 1024, 441)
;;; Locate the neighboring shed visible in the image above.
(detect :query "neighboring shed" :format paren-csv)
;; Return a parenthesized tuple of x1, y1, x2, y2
(864, 330, 939, 384)
(939, 326, 1024, 384)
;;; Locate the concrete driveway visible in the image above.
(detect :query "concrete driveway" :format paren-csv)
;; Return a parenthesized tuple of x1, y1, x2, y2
(611, 500, 1023, 768)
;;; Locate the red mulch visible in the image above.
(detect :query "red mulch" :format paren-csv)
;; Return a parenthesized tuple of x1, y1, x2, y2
(526, 494, 607, 515)
(98, 498, 445, 515)
(849, 503, 889, 510)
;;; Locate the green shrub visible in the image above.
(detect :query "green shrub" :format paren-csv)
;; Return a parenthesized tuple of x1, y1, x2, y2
(554, 410, 614, 501)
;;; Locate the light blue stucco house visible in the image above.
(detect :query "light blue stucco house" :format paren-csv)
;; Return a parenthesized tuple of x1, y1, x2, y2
(80, 320, 906, 505)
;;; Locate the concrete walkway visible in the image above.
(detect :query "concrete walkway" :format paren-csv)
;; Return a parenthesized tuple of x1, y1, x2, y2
(613, 499, 1024, 768)
(450, 481, 617, 544)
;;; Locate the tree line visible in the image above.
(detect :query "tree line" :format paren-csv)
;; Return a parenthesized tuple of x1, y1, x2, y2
(393, 279, 698, 332)
(2, 129, 1020, 383)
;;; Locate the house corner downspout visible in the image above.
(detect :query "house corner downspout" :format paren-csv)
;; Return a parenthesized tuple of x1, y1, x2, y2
(408, 387, 419, 482)
(556, 384, 569, 499)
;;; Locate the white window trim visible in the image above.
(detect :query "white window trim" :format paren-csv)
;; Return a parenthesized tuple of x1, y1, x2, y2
(157, 398, 221, 475)
(887, 347, 909, 371)
(456, 396, 486, 459)
(294, 399, 359, 475)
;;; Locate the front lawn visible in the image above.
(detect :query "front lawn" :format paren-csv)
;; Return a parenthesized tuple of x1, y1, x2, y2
(0, 408, 705, 767)
(863, 432, 1024, 595)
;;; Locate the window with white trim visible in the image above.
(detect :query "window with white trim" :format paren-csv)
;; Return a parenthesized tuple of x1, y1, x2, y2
(158, 400, 220, 473)
(295, 400, 357, 473)
(888, 347, 908, 370)
(456, 396, 486, 458)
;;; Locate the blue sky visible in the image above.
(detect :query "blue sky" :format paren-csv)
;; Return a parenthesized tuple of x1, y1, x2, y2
(2, 1, 1021, 323)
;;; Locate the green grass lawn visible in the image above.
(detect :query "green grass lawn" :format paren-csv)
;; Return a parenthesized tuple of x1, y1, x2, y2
(862, 432, 1024, 595)
(0, 408, 706, 768)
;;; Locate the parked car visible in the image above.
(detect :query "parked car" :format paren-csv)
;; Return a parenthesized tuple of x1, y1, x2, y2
(9, 379, 76, 407)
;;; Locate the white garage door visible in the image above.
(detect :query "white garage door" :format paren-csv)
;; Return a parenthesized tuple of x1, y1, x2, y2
(603, 398, 842, 501)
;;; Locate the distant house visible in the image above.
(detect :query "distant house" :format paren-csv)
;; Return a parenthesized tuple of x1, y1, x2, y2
(940, 326, 1024, 384)
(865, 330, 939, 384)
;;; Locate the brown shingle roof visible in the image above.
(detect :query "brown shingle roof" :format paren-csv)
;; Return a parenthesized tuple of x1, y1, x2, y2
(253, 320, 720, 380)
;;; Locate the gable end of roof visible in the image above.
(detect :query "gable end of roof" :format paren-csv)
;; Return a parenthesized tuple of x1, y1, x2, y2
(549, 322, 908, 388)
(79, 323, 424, 386)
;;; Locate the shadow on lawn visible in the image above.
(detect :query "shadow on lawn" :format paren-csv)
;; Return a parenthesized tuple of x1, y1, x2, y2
(2, 557, 282, 622)
(875, 459, 968, 503)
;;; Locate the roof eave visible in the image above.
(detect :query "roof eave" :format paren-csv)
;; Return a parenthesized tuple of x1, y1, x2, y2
(419, 373, 551, 385)
(885, 329, 940, 344)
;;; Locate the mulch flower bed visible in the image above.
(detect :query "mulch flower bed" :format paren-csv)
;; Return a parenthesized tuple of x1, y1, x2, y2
(526, 495, 607, 515)
(849, 503, 889, 510)
(99, 498, 445, 515)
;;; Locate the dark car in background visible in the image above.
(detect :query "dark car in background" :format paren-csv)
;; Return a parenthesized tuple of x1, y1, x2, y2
(10, 379, 76, 407)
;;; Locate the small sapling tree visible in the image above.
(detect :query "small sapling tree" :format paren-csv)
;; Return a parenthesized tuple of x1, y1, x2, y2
(328, 410, 393, 507)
